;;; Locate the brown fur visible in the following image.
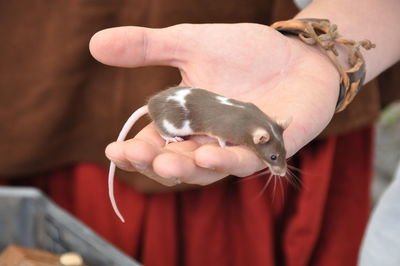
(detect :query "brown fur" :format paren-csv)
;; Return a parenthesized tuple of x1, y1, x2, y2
(147, 87, 288, 175)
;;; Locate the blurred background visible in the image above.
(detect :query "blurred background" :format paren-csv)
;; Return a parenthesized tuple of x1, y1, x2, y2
(373, 100, 400, 203)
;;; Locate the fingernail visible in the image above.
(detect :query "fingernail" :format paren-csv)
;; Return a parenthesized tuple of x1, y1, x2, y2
(163, 177, 182, 185)
(158, 173, 179, 183)
(199, 164, 216, 171)
(133, 163, 148, 170)
(115, 161, 131, 169)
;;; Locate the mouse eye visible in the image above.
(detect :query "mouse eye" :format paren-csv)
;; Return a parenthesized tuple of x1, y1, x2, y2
(270, 154, 278, 161)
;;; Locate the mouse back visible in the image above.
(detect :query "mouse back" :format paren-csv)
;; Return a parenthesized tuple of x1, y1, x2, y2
(147, 86, 289, 175)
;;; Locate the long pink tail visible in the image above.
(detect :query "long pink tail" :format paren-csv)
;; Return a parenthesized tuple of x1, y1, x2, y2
(108, 105, 149, 223)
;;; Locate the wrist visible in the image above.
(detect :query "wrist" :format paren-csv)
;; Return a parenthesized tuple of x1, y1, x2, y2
(271, 18, 375, 112)
(285, 34, 341, 110)
(293, 0, 400, 81)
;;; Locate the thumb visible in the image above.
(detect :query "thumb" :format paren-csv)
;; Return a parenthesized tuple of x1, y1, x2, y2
(89, 25, 184, 68)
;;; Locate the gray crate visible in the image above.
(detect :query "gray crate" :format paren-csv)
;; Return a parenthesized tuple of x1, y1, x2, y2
(0, 186, 140, 266)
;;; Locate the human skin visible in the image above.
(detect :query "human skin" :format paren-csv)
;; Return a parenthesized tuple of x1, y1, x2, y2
(89, 0, 400, 190)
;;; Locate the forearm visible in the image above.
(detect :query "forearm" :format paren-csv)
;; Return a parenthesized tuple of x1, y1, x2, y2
(294, 0, 400, 82)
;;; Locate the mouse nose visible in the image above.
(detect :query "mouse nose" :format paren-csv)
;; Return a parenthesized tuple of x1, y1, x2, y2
(271, 166, 286, 177)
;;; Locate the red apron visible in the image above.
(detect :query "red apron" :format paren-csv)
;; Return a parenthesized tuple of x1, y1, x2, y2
(2, 126, 373, 266)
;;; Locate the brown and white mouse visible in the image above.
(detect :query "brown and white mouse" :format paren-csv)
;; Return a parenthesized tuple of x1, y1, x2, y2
(108, 86, 291, 222)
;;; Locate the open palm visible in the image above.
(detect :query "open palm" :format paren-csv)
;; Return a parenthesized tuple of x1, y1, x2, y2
(90, 23, 339, 186)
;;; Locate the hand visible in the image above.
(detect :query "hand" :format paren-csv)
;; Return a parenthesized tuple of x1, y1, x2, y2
(89, 23, 339, 187)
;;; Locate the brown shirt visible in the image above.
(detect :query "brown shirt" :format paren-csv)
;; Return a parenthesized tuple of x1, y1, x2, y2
(0, 0, 398, 176)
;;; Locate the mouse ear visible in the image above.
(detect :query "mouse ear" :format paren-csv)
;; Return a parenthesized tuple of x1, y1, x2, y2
(276, 116, 293, 130)
(253, 129, 270, 144)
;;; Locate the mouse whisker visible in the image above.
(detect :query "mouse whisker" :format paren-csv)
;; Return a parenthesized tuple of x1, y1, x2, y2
(287, 165, 303, 172)
(278, 176, 285, 203)
(237, 174, 261, 183)
(237, 169, 268, 183)
(255, 167, 271, 176)
(272, 175, 278, 202)
(255, 170, 270, 178)
(287, 164, 318, 177)
(256, 173, 274, 198)
(239, 168, 270, 184)
(285, 169, 303, 189)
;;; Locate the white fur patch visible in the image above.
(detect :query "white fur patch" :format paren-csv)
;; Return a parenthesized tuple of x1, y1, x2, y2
(162, 119, 193, 136)
(166, 88, 192, 110)
(216, 96, 244, 108)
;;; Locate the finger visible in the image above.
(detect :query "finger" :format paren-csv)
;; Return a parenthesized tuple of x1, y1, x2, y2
(119, 137, 226, 186)
(134, 123, 166, 147)
(118, 123, 164, 168)
(89, 26, 183, 68)
(112, 138, 183, 186)
(152, 152, 228, 186)
(136, 164, 182, 187)
(105, 124, 163, 170)
(194, 145, 266, 177)
(120, 139, 187, 187)
(120, 140, 225, 186)
(123, 138, 161, 170)
(105, 142, 137, 172)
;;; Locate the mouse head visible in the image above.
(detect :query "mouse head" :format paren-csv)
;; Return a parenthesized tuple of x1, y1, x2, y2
(251, 117, 291, 176)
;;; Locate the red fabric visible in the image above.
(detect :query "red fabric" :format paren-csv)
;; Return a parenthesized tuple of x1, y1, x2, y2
(2, 127, 373, 266)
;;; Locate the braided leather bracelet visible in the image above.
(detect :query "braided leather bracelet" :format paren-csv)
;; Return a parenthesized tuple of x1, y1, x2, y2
(271, 18, 375, 112)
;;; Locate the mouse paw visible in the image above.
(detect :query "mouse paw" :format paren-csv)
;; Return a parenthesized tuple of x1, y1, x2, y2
(162, 136, 184, 145)
(217, 138, 226, 148)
